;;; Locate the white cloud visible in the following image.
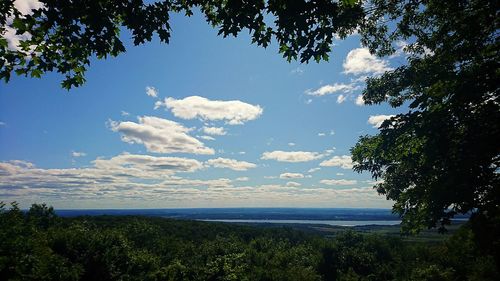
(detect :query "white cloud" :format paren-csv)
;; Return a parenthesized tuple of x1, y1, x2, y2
(0, 158, 392, 208)
(0, 154, 237, 203)
(71, 151, 86, 157)
(308, 168, 321, 173)
(109, 116, 214, 155)
(235, 177, 249, 182)
(337, 94, 346, 104)
(389, 40, 409, 58)
(261, 151, 324, 163)
(199, 135, 215, 141)
(336, 173, 344, 176)
(3, 26, 31, 51)
(145, 86, 158, 98)
(288, 142, 296, 146)
(343, 48, 392, 76)
(93, 153, 204, 175)
(355, 95, 365, 106)
(14, 0, 43, 15)
(207, 157, 257, 171)
(279, 172, 304, 179)
(203, 126, 226, 135)
(0, 154, 205, 190)
(305, 83, 355, 96)
(156, 96, 263, 125)
(2, 1, 44, 51)
(318, 132, 326, 137)
(0, 121, 6, 126)
(367, 114, 395, 128)
(238, 151, 246, 155)
(121, 111, 130, 116)
(325, 149, 335, 155)
(320, 179, 357, 186)
(329, 130, 335, 136)
(286, 181, 301, 187)
(320, 155, 353, 169)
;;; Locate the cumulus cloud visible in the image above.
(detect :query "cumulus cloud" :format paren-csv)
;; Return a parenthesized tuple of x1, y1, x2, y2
(355, 95, 365, 106)
(286, 181, 301, 187)
(207, 158, 257, 171)
(2, 1, 45, 51)
(0, 153, 205, 191)
(0, 159, 392, 208)
(145, 86, 158, 98)
(203, 126, 226, 135)
(337, 94, 346, 104)
(121, 111, 130, 116)
(155, 96, 263, 125)
(305, 83, 356, 96)
(199, 135, 215, 141)
(343, 48, 392, 76)
(0, 155, 243, 204)
(14, 0, 43, 15)
(109, 116, 214, 155)
(71, 151, 86, 157)
(320, 179, 357, 186)
(320, 155, 353, 169)
(367, 115, 395, 128)
(288, 142, 296, 146)
(308, 168, 321, 173)
(389, 40, 409, 58)
(279, 172, 305, 179)
(0, 158, 391, 208)
(235, 177, 249, 182)
(2, 27, 27, 51)
(93, 153, 204, 175)
(261, 151, 324, 163)
(325, 149, 335, 155)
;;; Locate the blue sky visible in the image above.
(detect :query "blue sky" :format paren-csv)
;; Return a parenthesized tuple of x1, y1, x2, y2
(0, 6, 407, 209)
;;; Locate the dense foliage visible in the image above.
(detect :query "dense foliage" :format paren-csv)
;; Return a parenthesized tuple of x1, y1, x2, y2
(1, 0, 362, 89)
(351, 0, 499, 245)
(1, 203, 498, 280)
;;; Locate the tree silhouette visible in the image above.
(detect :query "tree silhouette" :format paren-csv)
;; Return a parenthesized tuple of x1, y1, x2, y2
(1, 0, 363, 89)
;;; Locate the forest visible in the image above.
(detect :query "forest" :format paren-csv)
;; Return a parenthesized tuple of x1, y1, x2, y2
(0, 203, 498, 281)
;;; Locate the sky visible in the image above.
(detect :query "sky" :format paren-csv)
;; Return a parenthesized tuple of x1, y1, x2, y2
(0, 1, 408, 209)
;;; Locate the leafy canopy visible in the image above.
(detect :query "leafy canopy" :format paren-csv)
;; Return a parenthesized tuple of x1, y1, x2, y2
(1, 0, 363, 89)
(351, 0, 499, 236)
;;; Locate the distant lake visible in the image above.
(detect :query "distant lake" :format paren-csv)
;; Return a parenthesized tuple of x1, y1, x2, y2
(54, 208, 468, 226)
(200, 219, 401, 226)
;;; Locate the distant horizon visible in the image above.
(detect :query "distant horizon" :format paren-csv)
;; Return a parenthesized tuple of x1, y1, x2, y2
(48, 207, 393, 211)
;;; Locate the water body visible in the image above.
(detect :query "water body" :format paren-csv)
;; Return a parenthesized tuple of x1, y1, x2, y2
(56, 208, 400, 221)
(54, 208, 468, 226)
(200, 219, 401, 226)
